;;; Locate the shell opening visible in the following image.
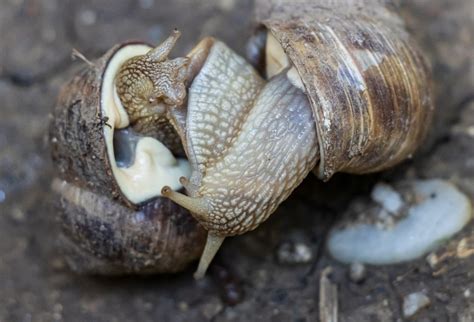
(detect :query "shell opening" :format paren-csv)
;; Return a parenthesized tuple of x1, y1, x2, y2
(101, 44, 191, 204)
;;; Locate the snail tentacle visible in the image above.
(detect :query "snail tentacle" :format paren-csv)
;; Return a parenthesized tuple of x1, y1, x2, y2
(147, 29, 181, 62)
(161, 186, 210, 220)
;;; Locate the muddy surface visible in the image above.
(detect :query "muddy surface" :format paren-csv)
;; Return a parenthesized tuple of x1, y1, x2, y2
(0, 0, 473, 321)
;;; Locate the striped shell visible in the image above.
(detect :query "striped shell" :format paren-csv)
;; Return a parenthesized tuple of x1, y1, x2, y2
(256, 0, 433, 180)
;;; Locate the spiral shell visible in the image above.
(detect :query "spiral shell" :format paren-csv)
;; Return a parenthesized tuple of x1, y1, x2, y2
(49, 43, 205, 274)
(255, 0, 433, 180)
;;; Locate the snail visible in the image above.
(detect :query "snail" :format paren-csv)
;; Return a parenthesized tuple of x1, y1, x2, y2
(49, 41, 206, 274)
(49, 0, 433, 277)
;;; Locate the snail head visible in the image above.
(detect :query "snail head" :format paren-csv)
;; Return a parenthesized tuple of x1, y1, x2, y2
(115, 29, 190, 125)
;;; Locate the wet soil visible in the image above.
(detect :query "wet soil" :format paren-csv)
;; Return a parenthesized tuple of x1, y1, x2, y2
(0, 0, 473, 321)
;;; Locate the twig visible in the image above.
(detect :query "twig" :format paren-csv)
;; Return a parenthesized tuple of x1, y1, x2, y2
(71, 48, 96, 69)
(319, 266, 338, 322)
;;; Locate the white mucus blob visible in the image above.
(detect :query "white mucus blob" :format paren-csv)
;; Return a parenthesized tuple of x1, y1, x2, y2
(371, 182, 404, 214)
(327, 179, 472, 265)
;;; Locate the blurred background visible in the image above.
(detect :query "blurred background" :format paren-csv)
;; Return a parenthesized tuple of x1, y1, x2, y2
(0, 0, 473, 321)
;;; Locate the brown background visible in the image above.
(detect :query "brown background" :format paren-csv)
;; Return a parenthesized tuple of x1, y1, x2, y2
(0, 0, 473, 321)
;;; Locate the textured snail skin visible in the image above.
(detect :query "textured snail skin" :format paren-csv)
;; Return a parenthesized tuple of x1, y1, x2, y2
(116, 39, 320, 239)
(114, 39, 319, 277)
(115, 31, 189, 117)
(115, 33, 214, 155)
(182, 42, 318, 236)
(115, 31, 188, 155)
(49, 43, 206, 274)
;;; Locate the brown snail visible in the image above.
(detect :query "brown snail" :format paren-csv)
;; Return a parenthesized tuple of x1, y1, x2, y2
(49, 41, 206, 274)
(49, 0, 433, 278)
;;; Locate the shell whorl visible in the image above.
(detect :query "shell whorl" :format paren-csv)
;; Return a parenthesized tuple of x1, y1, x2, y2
(257, 0, 433, 180)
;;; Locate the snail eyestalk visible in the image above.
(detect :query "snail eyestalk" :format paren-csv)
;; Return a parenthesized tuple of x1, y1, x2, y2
(147, 29, 181, 62)
(161, 186, 210, 219)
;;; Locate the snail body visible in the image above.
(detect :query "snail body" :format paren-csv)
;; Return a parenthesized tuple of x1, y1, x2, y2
(160, 41, 320, 277)
(161, 1, 433, 277)
(50, 0, 433, 277)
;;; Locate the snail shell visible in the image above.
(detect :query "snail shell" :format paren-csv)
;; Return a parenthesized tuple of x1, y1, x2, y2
(254, 0, 434, 180)
(49, 43, 206, 274)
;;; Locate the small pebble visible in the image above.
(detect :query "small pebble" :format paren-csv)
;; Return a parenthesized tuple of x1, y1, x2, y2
(434, 292, 450, 303)
(276, 241, 313, 265)
(139, 0, 154, 9)
(217, 0, 236, 11)
(79, 9, 97, 26)
(142, 301, 153, 311)
(50, 257, 66, 271)
(464, 289, 471, 298)
(426, 252, 439, 268)
(402, 292, 431, 318)
(201, 297, 223, 320)
(211, 264, 244, 306)
(349, 262, 366, 283)
(53, 303, 63, 313)
(178, 301, 188, 311)
(467, 126, 474, 137)
(11, 207, 25, 222)
(456, 237, 474, 258)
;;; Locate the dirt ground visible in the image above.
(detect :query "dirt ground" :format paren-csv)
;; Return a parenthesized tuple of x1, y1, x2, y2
(0, 0, 473, 321)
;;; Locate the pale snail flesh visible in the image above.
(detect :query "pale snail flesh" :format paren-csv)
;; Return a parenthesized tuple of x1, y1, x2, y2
(113, 1, 433, 278)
